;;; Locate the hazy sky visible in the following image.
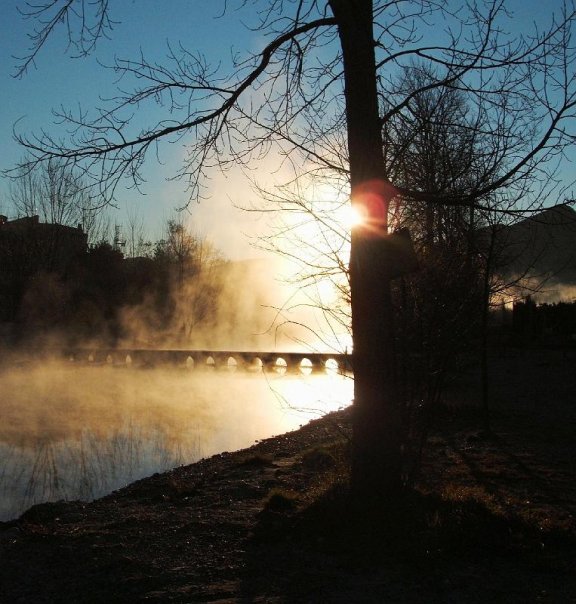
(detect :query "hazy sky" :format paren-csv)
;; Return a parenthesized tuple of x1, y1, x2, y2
(1, 0, 573, 259)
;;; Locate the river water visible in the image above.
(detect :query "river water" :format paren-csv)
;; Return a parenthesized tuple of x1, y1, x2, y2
(0, 361, 353, 521)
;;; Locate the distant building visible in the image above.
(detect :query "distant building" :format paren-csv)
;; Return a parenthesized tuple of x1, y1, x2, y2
(0, 214, 87, 264)
(0, 215, 88, 328)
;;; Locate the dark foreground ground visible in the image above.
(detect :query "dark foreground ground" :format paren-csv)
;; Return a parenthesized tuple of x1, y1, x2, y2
(1, 349, 575, 603)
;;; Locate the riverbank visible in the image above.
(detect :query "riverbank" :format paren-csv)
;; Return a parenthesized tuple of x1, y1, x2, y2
(1, 349, 575, 602)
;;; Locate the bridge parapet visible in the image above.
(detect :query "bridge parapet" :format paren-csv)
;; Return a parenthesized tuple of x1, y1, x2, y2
(64, 348, 352, 374)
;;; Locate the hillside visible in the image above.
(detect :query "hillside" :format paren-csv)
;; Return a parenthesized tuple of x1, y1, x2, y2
(488, 204, 576, 301)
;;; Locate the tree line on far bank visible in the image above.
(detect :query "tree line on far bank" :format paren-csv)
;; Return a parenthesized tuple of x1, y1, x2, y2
(0, 209, 230, 350)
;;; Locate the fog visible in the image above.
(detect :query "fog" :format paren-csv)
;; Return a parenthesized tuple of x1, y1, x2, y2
(0, 359, 353, 521)
(493, 277, 576, 310)
(112, 256, 350, 353)
(6, 253, 350, 354)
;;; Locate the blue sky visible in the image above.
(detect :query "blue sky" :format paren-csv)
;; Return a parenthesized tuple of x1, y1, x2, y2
(1, 1, 574, 258)
(0, 1, 267, 257)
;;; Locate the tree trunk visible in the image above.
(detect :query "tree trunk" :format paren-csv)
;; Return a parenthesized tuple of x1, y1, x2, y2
(329, 0, 403, 499)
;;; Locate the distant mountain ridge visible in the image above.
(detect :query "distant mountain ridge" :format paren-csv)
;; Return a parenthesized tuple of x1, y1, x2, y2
(488, 204, 576, 302)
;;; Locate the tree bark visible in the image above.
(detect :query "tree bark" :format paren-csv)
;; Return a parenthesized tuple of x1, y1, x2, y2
(329, 0, 403, 499)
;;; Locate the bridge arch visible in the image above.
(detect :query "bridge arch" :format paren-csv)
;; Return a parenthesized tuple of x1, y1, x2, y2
(274, 357, 288, 374)
(248, 357, 263, 372)
(324, 357, 339, 373)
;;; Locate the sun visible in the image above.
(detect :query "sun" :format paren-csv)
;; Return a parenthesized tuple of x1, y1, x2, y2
(336, 203, 365, 230)
(303, 180, 364, 232)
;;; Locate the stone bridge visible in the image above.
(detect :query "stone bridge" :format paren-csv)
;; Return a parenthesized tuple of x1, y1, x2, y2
(64, 348, 353, 374)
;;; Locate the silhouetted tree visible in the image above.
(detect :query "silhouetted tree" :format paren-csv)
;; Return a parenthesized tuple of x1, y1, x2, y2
(11, 0, 576, 499)
(113, 217, 227, 347)
(124, 205, 153, 259)
(9, 158, 105, 240)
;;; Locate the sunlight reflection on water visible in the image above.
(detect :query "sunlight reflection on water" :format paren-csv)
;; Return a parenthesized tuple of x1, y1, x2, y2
(0, 363, 353, 521)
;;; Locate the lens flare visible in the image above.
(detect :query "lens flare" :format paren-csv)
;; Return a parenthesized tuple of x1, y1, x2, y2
(351, 179, 397, 236)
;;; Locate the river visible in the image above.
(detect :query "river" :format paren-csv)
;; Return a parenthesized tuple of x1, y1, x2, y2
(0, 361, 353, 521)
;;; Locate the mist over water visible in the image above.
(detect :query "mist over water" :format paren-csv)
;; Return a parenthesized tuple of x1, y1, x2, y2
(0, 361, 352, 521)
(0, 232, 354, 521)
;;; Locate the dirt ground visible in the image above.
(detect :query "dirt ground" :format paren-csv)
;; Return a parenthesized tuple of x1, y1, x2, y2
(0, 348, 575, 603)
